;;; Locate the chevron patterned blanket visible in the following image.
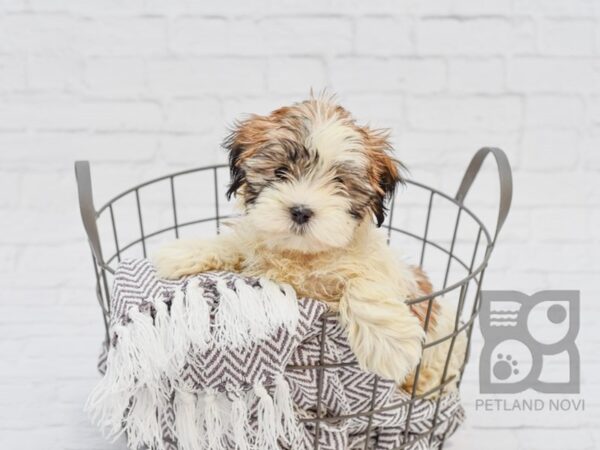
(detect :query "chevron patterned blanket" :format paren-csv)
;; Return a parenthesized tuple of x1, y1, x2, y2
(87, 259, 464, 450)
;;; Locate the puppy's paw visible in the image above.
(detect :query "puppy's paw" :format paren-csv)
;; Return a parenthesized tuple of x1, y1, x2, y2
(348, 313, 424, 383)
(403, 305, 467, 398)
(152, 239, 227, 279)
(340, 280, 425, 383)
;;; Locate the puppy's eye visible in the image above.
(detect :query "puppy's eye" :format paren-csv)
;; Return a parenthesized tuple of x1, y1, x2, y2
(334, 176, 345, 185)
(274, 166, 289, 179)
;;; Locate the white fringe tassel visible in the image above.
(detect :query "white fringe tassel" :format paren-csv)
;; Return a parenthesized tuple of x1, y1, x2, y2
(203, 393, 225, 450)
(168, 288, 192, 377)
(87, 276, 302, 450)
(85, 326, 134, 441)
(274, 374, 300, 443)
(214, 279, 247, 348)
(254, 383, 279, 450)
(173, 390, 203, 450)
(230, 394, 251, 450)
(124, 387, 163, 450)
(258, 278, 300, 331)
(184, 281, 212, 350)
(232, 279, 272, 340)
(214, 278, 300, 349)
(127, 307, 167, 386)
(86, 306, 169, 447)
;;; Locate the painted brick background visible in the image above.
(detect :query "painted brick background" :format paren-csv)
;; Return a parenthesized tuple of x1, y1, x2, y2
(1, 1, 599, 449)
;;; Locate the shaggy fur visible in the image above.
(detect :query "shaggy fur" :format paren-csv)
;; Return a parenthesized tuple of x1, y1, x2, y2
(153, 96, 465, 392)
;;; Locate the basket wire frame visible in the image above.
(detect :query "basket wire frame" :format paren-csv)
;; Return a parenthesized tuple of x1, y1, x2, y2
(75, 147, 512, 450)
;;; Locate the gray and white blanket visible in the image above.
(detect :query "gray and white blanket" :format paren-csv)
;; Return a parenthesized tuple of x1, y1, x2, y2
(88, 259, 464, 450)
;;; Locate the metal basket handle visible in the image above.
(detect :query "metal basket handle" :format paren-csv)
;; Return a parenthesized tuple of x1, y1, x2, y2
(74, 160, 104, 264)
(455, 147, 513, 243)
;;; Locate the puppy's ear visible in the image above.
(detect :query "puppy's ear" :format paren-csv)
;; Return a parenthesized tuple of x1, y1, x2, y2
(362, 127, 405, 227)
(223, 137, 246, 200)
(222, 115, 267, 200)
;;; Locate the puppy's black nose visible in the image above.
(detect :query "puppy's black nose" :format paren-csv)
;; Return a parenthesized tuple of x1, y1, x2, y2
(290, 205, 313, 225)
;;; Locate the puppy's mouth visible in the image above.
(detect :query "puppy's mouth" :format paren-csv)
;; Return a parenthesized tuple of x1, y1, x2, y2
(290, 223, 309, 235)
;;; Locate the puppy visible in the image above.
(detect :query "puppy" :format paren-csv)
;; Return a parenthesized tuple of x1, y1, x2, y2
(154, 96, 465, 393)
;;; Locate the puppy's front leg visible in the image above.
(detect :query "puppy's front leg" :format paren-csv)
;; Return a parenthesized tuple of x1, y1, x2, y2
(339, 278, 425, 382)
(152, 234, 243, 280)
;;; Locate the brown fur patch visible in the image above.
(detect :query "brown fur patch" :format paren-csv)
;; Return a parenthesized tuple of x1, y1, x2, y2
(409, 265, 440, 330)
(362, 127, 400, 193)
(360, 126, 404, 225)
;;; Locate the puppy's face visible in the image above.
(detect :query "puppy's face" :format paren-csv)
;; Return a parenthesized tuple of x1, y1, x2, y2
(224, 98, 403, 253)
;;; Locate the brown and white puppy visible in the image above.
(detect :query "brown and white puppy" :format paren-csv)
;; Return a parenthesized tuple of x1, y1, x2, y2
(153, 96, 464, 391)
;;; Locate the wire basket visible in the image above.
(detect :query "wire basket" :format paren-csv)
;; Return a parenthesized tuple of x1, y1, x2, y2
(75, 147, 512, 450)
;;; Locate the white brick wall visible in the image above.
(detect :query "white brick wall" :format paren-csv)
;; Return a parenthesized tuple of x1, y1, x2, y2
(1, 1, 599, 449)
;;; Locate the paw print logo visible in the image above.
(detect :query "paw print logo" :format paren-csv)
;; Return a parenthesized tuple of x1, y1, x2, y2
(493, 354, 519, 380)
(479, 291, 579, 394)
